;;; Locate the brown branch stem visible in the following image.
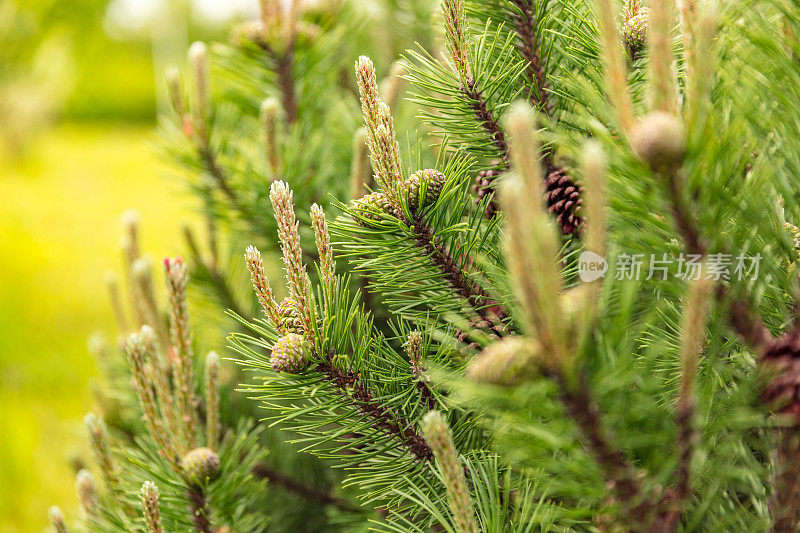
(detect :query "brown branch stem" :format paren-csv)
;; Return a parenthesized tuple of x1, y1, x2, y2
(403, 210, 508, 334)
(252, 463, 360, 512)
(769, 427, 800, 532)
(461, 80, 509, 157)
(257, 38, 298, 124)
(557, 374, 658, 531)
(316, 358, 434, 463)
(276, 40, 298, 124)
(187, 486, 213, 533)
(511, 0, 554, 118)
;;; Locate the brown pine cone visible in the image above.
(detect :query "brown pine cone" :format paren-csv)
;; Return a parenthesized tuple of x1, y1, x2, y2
(473, 162, 503, 217)
(761, 332, 800, 424)
(544, 164, 583, 236)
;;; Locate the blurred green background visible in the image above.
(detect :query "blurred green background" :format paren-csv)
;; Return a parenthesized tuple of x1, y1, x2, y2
(0, 1, 248, 530)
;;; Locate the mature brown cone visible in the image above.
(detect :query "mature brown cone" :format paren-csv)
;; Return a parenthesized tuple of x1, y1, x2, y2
(473, 161, 582, 236)
(473, 164, 502, 217)
(761, 332, 800, 424)
(544, 164, 583, 236)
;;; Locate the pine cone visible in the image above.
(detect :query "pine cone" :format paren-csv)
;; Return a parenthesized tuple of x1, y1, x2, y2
(621, 8, 650, 58)
(351, 192, 394, 227)
(405, 169, 446, 210)
(761, 332, 800, 424)
(181, 447, 221, 486)
(467, 337, 539, 386)
(270, 333, 308, 373)
(277, 297, 304, 334)
(473, 162, 503, 217)
(544, 164, 583, 236)
(630, 112, 686, 170)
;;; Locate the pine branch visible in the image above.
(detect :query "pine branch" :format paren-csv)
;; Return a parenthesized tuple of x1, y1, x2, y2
(255, 38, 298, 124)
(510, 0, 553, 117)
(557, 374, 658, 531)
(461, 81, 582, 235)
(184, 226, 249, 320)
(252, 463, 359, 512)
(196, 140, 266, 238)
(316, 355, 434, 463)
(187, 486, 212, 533)
(404, 210, 508, 331)
(461, 79, 509, 157)
(276, 40, 298, 124)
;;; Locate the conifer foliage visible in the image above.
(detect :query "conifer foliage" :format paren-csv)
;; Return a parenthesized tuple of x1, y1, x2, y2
(51, 0, 800, 531)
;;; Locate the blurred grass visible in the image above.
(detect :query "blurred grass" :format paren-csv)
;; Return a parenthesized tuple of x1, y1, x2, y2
(0, 122, 194, 532)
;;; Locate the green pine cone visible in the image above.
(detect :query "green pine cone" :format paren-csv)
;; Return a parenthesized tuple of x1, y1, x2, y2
(181, 447, 221, 486)
(351, 192, 394, 227)
(467, 337, 540, 386)
(277, 297, 305, 334)
(404, 169, 446, 210)
(621, 9, 649, 55)
(270, 333, 308, 373)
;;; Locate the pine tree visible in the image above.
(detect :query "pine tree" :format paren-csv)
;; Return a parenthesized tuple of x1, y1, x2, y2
(51, 0, 800, 531)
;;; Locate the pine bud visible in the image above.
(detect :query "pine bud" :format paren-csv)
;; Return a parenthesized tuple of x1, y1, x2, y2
(259, 0, 280, 25)
(503, 102, 567, 363)
(597, 0, 635, 131)
(126, 332, 179, 465)
(181, 447, 221, 486)
(140, 481, 163, 533)
(261, 97, 282, 176)
(310, 203, 335, 291)
(245, 245, 280, 325)
(230, 19, 268, 48)
(648, 0, 677, 113)
(621, 8, 649, 57)
(48, 506, 68, 533)
(164, 256, 197, 449)
(270, 333, 308, 373)
(84, 413, 121, 497)
(375, 102, 402, 187)
(278, 297, 305, 334)
(351, 192, 394, 227)
(121, 209, 141, 258)
(467, 337, 539, 386)
(404, 169, 446, 210)
(132, 257, 167, 345)
(786, 222, 800, 260)
(679, 272, 713, 402)
(630, 111, 686, 170)
(355, 56, 403, 203)
(355, 56, 380, 138)
(75, 469, 98, 518)
(405, 330, 425, 378)
(582, 141, 608, 258)
(105, 271, 129, 334)
(441, 0, 472, 82)
(141, 324, 179, 441)
(420, 411, 478, 533)
(270, 181, 314, 334)
(164, 64, 186, 117)
(87, 332, 109, 363)
(189, 41, 209, 119)
(205, 351, 221, 450)
(380, 61, 405, 111)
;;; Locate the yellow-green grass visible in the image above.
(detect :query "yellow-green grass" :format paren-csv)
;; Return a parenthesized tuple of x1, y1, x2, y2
(0, 123, 196, 532)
